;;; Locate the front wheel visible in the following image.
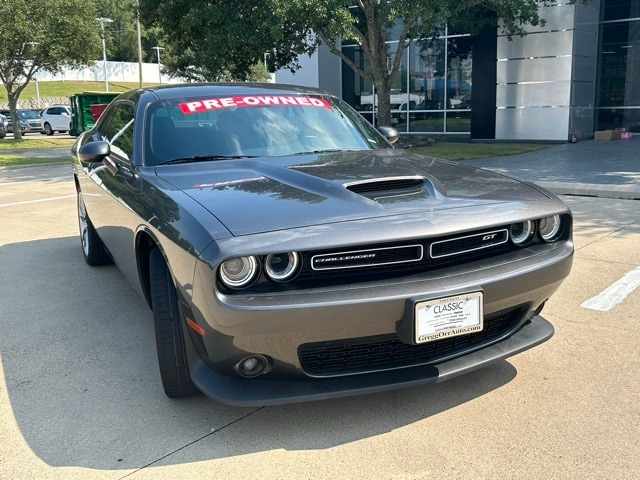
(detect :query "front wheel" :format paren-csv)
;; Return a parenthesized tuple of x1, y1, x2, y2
(77, 190, 112, 266)
(149, 248, 199, 398)
(44, 122, 54, 135)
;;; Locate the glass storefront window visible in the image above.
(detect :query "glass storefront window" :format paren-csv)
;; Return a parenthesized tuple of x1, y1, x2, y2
(602, 0, 640, 21)
(342, 29, 471, 134)
(596, 108, 640, 133)
(411, 40, 446, 115)
(446, 36, 473, 112)
(446, 111, 471, 132)
(596, 12, 640, 131)
(597, 21, 640, 107)
(410, 112, 445, 132)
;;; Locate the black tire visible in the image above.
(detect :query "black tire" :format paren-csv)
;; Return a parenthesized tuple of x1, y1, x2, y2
(77, 190, 112, 266)
(44, 122, 54, 136)
(149, 248, 199, 398)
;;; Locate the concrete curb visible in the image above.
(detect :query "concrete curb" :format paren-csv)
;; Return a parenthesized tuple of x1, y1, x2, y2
(535, 181, 640, 200)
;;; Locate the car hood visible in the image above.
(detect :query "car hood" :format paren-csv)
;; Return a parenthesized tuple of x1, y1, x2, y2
(155, 149, 548, 236)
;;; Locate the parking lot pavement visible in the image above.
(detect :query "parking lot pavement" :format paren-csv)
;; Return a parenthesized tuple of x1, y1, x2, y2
(0, 166, 638, 479)
(461, 136, 640, 200)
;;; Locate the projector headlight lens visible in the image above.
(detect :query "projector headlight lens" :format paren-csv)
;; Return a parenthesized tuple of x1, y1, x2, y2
(510, 221, 536, 246)
(219, 256, 259, 289)
(538, 215, 563, 242)
(265, 252, 301, 282)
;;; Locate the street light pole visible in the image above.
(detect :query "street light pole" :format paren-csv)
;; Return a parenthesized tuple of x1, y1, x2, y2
(136, 0, 143, 87)
(152, 46, 164, 84)
(96, 17, 113, 91)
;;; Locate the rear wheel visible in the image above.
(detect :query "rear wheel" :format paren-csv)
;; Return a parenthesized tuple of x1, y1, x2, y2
(77, 190, 112, 266)
(149, 248, 199, 398)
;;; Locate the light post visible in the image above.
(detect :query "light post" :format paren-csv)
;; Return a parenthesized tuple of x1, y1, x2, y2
(152, 46, 164, 84)
(136, 0, 143, 87)
(96, 17, 113, 91)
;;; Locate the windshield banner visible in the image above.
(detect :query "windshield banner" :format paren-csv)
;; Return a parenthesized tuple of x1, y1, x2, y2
(179, 96, 331, 114)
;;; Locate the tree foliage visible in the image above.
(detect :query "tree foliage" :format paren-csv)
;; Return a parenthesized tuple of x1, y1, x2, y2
(139, 0, 315, 82)
(92, 0, 164, 64)
(0, 0, 101, 138)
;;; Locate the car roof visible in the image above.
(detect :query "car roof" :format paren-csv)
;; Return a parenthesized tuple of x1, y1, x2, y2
(140, 82, 331, 102)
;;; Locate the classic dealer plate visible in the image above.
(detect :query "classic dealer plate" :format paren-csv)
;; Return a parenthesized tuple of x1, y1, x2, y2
(415, 292, 484, 344)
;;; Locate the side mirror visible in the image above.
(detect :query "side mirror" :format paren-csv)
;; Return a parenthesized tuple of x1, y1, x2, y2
(377, 126, 400, 144)
(78, 141, 110, 163)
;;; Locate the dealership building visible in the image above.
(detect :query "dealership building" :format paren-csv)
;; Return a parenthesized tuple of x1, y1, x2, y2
(276, 0, 639, 141)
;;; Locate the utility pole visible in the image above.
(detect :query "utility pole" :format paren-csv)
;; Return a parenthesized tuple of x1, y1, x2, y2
(136, 0, 143, 87)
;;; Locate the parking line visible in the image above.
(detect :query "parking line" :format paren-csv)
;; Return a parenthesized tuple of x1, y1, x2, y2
(0, 195, 76, 208)
(0, 177, 69, 185)
(581, 266, 640, 311)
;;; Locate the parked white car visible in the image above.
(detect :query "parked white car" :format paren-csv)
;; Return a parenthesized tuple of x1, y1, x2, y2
(41, 105, 71, 135)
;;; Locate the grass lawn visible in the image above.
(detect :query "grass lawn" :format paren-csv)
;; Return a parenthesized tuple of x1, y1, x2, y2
(0, 138, 74, 167)
(0, 81, 158, 103)
(0, 136, 552, 167)
(409, 142, 551, 160)
(0, 154, 69, 167)
(0, 138, 74, 150)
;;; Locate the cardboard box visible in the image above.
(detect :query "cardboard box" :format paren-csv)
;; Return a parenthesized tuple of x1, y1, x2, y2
(594, 130, 614, 141)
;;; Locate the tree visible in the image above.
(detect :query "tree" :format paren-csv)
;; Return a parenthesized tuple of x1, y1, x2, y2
(0, 0, 101, 139)
(91, 0, 165, 64)
(274, 0, 565, 126)
(139, 0, 315, 82)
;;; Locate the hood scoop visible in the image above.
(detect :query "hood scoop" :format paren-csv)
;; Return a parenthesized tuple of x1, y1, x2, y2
(345, 176, 429, 202)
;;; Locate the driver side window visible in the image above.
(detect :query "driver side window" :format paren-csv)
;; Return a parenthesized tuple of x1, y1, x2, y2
(98, 103, 135, 162)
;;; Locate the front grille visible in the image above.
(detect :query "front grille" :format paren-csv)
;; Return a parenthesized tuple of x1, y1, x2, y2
(298, 305, 527, 376)
(311, 245, 423, 271)
(431, 229, 508, 258)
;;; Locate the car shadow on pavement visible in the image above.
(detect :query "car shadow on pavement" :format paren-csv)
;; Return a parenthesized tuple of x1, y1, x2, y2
(0, 236, 517, 471)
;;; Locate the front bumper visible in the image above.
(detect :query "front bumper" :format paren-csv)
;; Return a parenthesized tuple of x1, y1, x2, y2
(186, 314, 553, 406)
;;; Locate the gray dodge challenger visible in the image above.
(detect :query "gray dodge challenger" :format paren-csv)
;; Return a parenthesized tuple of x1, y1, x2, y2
(73, 83, 573, 405)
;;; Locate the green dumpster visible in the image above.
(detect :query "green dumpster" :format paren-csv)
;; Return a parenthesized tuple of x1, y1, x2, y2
(69, 92, 120, 136)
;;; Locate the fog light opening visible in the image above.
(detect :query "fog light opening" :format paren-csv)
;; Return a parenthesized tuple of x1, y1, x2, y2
(236, 355, 270, 378)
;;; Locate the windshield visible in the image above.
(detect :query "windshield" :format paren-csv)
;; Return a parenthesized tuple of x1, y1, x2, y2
(18, 110, 39, 119)
(145, 94, 390, 166)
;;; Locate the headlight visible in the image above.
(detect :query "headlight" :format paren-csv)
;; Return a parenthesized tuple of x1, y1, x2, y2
(538, 215, 563, 242)
(219, 256, 259, 289)
(264, 252, 301, 282)
(510, 220, 536, 246)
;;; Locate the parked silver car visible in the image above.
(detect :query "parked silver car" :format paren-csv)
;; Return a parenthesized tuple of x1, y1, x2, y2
(0, 113, 7, 139)
(0, 109, 44, 135)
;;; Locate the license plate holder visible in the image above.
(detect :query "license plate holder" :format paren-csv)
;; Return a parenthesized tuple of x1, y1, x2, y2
(414, 291, 484, 344)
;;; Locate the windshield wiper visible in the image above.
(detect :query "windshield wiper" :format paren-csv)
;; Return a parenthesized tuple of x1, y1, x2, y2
(158, 154, 256, 165)
(293, 148, 363, 155)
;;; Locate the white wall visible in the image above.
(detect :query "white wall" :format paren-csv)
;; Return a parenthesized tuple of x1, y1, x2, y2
(35, 60, 183, 84)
